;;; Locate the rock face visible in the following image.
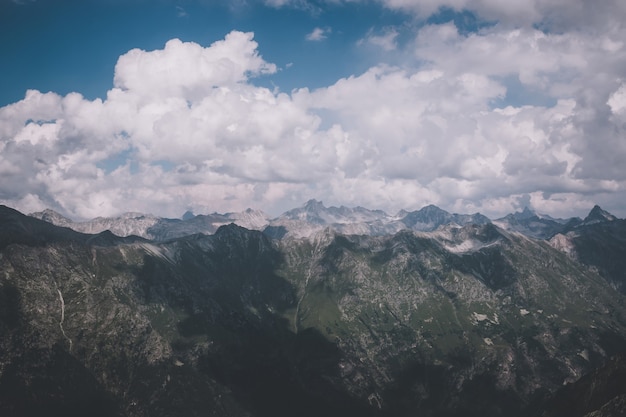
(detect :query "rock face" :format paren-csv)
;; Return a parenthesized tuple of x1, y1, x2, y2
(3, 204, 626, 417)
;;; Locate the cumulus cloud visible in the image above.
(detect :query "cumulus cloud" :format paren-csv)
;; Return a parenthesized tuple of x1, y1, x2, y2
(2, 3, 626, 220)
(114, 31, 277, 102)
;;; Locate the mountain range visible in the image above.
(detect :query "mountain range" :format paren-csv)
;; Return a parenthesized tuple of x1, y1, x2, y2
(1, 202, 625, 416)
(29, 199, 598, 241)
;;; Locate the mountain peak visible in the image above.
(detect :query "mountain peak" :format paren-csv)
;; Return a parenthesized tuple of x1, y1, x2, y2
(584, 205, 617, 224)
(507, 206, 537, 221)
(303, 199, 325, 211)
(400, 204, 490, 231)
(29, 208, 73, 226)
(419, 204, 446, 213)
(182, 210, 195, 221)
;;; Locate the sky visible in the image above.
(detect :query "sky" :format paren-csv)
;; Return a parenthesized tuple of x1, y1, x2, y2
(1, 0, 626, 220)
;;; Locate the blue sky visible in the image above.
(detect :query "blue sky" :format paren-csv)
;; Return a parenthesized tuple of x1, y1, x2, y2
(1, 0, 410, 104)
(1, 0, 626, 219)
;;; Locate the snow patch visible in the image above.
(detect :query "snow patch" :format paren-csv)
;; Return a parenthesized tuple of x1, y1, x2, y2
(444, 239, 499, 254)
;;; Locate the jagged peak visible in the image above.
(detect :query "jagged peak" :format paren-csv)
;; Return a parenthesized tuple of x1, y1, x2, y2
(29, 208, 73, 224)
(520, 206, 536, 217)
(303, 199, 325, 210)
(584, 205, 617, 224)
(504, 206, 537, 221)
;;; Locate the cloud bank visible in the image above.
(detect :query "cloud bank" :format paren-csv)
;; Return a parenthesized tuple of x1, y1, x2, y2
(1, 3, 626, 219)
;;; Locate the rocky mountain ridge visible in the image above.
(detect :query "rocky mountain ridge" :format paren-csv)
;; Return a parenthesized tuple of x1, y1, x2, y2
(30, 207, 271, 241)
(31, 200, 618, 241)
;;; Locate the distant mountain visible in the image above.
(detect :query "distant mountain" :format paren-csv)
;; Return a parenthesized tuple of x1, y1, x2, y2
(29, 208, 270, 241)
(181, 210, 195, 221)
(145, 209, 270, 241)
(265, 200, 490, 239)
(1, 205, 144, 249)
(29, 209, 160, 239)
(225, 208, 271, 230)
(400, 204, 491, 231)
(265, 199, 401, 239)
(583, 205, 618, 225)
(31, 200, 495, 241)
(29, 208, 75, 227)
(279, 199, 389, 224)
(494, 207, 581, 239)
(28, 202, 622, 245)
(4, 204, 626, 416)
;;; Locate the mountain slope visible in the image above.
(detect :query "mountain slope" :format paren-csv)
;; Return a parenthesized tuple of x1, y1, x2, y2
(3, 205, 626, 416)
(550, 207, 626, 293)
(0, 209, 377, 417)
(276, 224, 626, 416)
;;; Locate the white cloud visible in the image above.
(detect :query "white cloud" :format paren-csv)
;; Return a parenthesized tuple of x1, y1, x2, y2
(2, 10, 626, 220)
(306, 27, 330, 41)
(414, 23, 592, 88)
(359, 28, 399, 51)
(113, 32, 277, 102)
(608, 83, 626, 115)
